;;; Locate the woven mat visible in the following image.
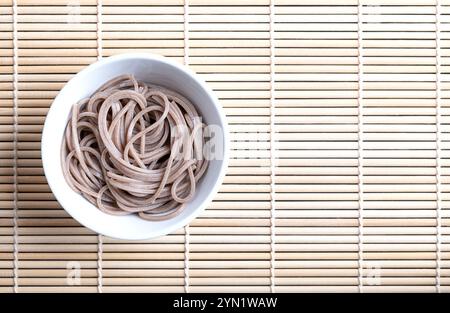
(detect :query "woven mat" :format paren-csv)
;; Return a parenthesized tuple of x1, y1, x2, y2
(1, 0, 449, 293)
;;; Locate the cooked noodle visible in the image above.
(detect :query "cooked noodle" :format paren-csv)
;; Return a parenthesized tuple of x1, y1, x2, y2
(61, 74, 209, 220)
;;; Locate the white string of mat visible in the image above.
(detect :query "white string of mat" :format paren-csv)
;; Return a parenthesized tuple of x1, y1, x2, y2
(184, 226, 190, 293)
(357, 0, 365, 293)
(12, 0, 19, 294)
(183, 0, 191, 293)
(435, 0, 442, 294)
(269, 0, 276, 294)
(97, 0, 103, 59)
(96, 0, 103, 294)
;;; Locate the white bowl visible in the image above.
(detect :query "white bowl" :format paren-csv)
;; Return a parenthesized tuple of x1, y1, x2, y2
(42, 53, 229, 240)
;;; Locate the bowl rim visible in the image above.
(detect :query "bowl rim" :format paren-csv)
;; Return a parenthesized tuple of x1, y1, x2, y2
(41, 52, 229, 240)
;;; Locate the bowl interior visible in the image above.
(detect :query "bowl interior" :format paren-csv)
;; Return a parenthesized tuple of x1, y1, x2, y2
(42, 54, 228, 240)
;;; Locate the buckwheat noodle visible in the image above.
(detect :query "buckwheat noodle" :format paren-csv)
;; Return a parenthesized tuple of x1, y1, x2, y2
(61, 74, 209, 221)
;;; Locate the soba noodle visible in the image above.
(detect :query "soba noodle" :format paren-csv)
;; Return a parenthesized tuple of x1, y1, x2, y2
(61, 74, 209, 221)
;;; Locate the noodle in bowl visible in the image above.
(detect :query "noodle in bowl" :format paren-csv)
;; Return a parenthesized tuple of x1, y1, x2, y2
(42, 53, 228, 240)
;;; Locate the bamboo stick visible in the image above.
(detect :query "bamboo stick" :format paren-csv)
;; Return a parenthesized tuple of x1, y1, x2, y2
(16, 0, 183, 5)
(18, 268, 171, 277)
(101, 286, 184, 293)
(16, 286, 98, 293)
(359, 286, 437, 293)
(17, 277, 98, 286)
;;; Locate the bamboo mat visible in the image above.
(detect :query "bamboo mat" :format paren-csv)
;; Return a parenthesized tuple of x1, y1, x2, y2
(1, 0, 450, 293)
